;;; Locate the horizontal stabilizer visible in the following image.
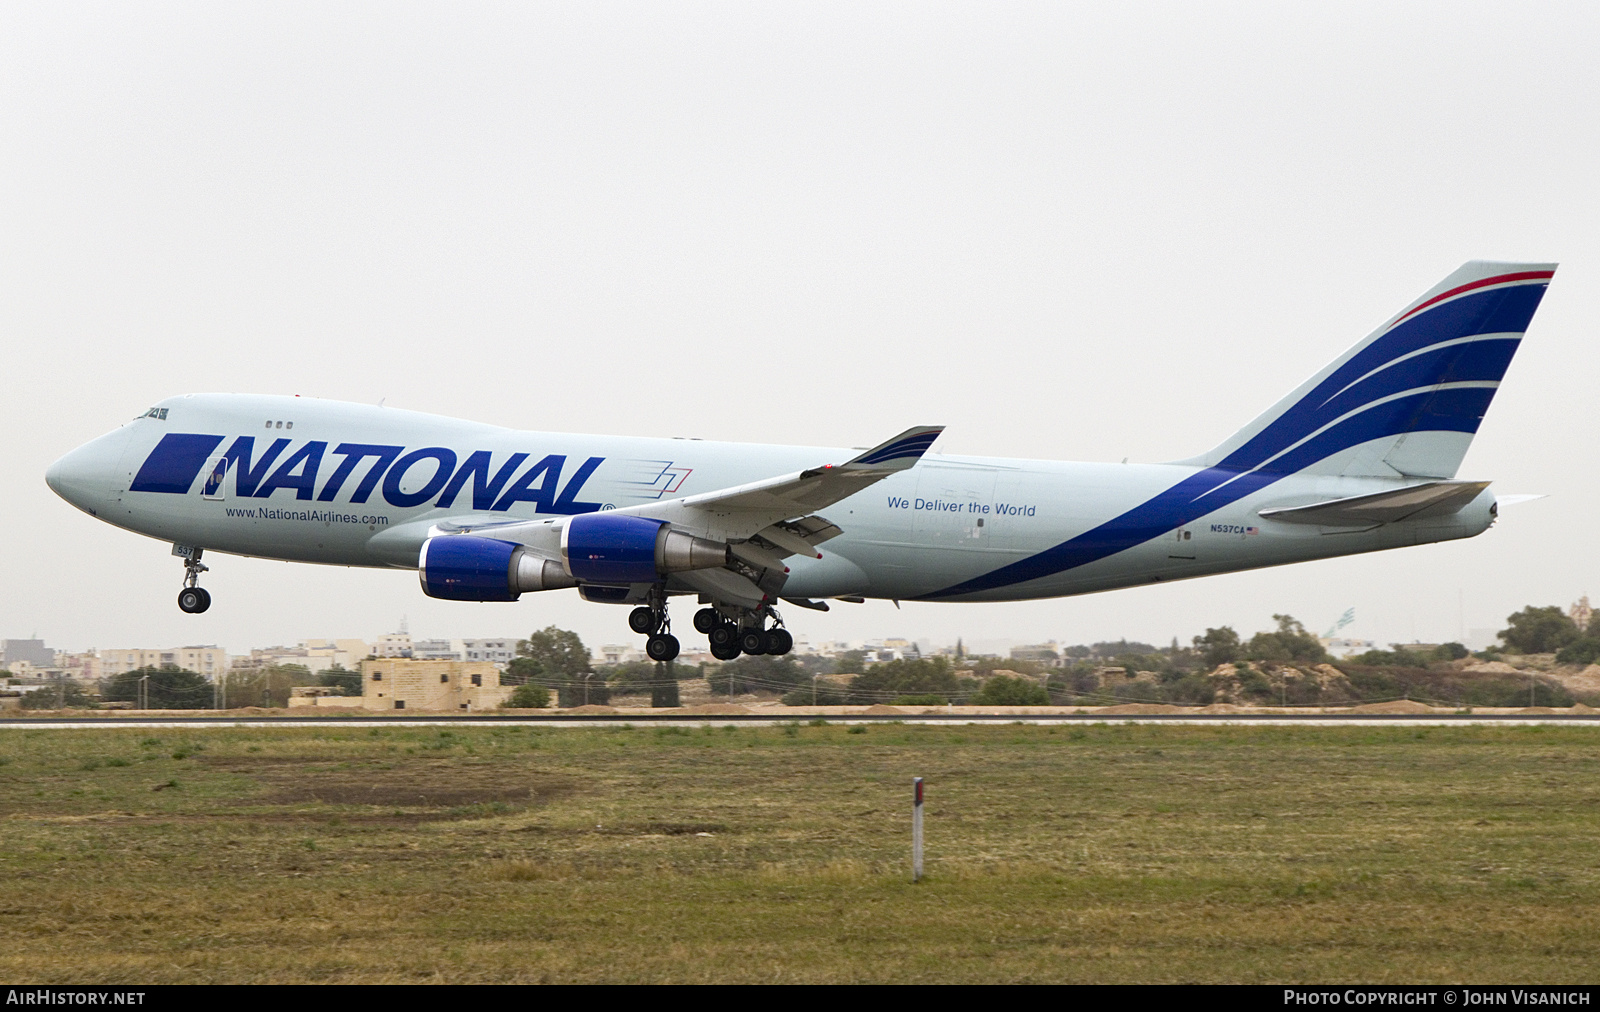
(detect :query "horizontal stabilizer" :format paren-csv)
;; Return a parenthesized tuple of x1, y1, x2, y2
(1258, 480, 1490, 527)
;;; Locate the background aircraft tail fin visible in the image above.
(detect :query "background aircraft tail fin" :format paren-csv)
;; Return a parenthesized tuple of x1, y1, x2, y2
(1180, 261, 1556, 479)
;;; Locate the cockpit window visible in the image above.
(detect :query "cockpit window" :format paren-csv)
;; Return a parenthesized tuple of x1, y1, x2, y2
(138, 407, 169, 420)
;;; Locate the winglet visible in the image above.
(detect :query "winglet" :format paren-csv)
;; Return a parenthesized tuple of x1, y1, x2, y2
(842, 426, 945, 471)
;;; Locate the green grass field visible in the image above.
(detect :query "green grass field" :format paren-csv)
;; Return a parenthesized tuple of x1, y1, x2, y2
(1, 722, 1598, 983)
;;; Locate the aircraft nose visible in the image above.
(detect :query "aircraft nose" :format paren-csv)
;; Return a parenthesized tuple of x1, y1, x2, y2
(46, 427, 131, 514)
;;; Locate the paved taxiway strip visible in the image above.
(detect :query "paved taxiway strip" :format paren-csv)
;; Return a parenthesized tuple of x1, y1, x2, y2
(3, 714, 1600, 729)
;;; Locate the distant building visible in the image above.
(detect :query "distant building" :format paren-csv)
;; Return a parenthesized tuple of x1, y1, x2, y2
(463, 638, 517, 664)
(359, 659, 511, 710)
(1319, 637, 1376, 658)
(597, 644, 647, 665)
(374, 632, 413, 658)
(2, 639, 55, 668)
(1010, 643, 1061, 664)
(56, 652, 101, 682)
(100, 646, 228, 679)
(1571, 596, 1593, 633)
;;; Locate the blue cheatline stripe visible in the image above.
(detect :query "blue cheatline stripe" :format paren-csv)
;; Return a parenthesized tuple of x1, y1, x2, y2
(921, 281, 1547, 599)
(857, 434, 940, 465)
(1308, 337, 1517, 432)
(129, 433, 225, 494)
(1219, 283, 1545, 474)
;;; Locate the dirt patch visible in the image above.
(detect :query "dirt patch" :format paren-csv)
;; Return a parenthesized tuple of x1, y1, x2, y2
(1350, 699, 1438, 714)
(858, 704, 904, 715)
(677, 704, 750, 715)
(1097, 703, 1186, 715)
(562, 705, 619, 714)
(221, 759, 581, 810)
(263, 783, 539, 806)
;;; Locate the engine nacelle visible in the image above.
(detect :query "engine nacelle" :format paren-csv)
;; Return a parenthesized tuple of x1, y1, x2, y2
(560, 513, 728, 584)
(419, 535, 576, 602)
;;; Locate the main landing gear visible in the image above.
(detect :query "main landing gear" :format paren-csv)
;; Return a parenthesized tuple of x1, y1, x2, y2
(629, 586, 680, 662)
(176, 550, 212, 614)
(624, 587, 794, 662)
(697, 605, 791, 661)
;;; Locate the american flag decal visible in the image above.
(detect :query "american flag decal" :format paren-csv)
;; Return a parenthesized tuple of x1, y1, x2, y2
(1246, 526, 1259, 535)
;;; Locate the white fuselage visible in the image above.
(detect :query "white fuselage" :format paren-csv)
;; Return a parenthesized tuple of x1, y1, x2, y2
(46, 393, 1496, 605)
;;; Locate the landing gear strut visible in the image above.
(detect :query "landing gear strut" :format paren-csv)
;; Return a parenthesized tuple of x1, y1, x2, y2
(176, 550, 211, 614)
(706, 605, 791, 660)
(633, 586, 680, 662)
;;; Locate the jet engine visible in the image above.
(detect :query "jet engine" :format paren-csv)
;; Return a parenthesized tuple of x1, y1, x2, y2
(560, 513, 728, 584)
(419, 535, 576, 602)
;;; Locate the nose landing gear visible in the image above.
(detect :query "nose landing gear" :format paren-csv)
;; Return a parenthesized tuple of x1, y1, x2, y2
(176, 550, 212, 614)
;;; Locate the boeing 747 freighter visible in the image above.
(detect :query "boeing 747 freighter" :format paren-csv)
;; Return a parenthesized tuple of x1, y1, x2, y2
(46, 261, 1554, 662)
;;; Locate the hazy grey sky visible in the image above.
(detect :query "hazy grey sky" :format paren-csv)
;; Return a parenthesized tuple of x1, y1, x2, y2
(4, 2, 1597, 655)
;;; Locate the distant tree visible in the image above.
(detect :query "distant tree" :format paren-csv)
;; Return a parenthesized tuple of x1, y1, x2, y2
(1091, 640, 1157, 659)
(103, 665, 213, 709)
(599, 661, 658, 696)
(780, 679, 848, 705)
(221, 663, 314, 708)
(1244, 615, 1329, 664)
(707, 655, 807, 696)
(832, 650, 869, 675)
(508, 627, 599, 707)
(1434, 642, 1470, 661)
(1556, 638, 1600, 666)
(847, 657, 961, 703)
(20, 681, 96, 710)
(1193, 626, 1242, 667)
(1500, 606, 1580, 655)
(969, 674, 1049, 706)
(316, 664, 361, 696)
(503, 683, 551, 708)
(650, 662, 681, 708)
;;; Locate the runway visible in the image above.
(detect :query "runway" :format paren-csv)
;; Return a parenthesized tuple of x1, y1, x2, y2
(3, 713, 1599, 729)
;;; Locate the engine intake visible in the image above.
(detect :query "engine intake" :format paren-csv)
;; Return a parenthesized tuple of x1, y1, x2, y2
(419, 535, 576, 602)
(561, 513, 728, 584)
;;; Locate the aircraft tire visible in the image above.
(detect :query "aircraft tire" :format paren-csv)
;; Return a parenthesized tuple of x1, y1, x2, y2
(628, 607, 656, 634)
(710, 640, 741, 661)
(178, 588, 208, 614)
(708, 624, 737, 648)
(766, 629, 793, 655)
(693, 608, 720, 634)
(739, 629, 768, 655)
(646, 633, 680, 663)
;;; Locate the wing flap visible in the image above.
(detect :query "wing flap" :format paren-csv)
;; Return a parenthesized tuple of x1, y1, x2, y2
(1258, 480, 1490, 527)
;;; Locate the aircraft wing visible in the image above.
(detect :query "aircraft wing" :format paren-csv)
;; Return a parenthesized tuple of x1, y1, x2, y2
(1257, 480, 1490, 527)
(612, 425, 944, 552)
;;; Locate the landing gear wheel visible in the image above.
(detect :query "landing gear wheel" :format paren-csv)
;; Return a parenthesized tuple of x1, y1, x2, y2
(629, 607, 657, 634)
(646, 633, 680, 662)
(739, 628, 768, 655)
(177, 587, 210, 614)
(766, 628, 793, 655)
(710, 640, 741, 661)
(708, 624, 737, 649)
(693, 608, 720, 634)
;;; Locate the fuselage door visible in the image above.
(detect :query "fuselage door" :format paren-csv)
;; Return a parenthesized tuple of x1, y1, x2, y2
(201, 457, 228, 501)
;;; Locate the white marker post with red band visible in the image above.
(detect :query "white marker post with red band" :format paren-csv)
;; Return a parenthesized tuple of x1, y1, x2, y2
(912, 777, 924, 882)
